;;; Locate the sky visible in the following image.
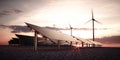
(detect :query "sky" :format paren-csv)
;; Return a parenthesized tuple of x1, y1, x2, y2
(0, 0, 120, 47)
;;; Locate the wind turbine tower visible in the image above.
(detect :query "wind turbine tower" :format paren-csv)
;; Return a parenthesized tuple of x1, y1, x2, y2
(69, 24, 73, 36)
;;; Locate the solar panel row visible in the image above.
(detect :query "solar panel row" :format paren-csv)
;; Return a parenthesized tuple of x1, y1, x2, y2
(25, 23, 102, 46)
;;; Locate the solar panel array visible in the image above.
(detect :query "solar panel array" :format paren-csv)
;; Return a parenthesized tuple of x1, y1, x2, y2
(25, 23, 102, 46)
(26, 23, 80, 42)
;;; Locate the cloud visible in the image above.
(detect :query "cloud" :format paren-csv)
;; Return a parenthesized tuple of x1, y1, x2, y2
(87, 35, 120, 47)
(0, 25, 31, 33)
(10, 25, 31, 33)
(0, 24, 109, 34)
(0, 11, 9, 17)
(97, 36, 120, 44)
(96, 36, 120, 47)
(14, 9, 22, 13)
(0, 9, 22, 17)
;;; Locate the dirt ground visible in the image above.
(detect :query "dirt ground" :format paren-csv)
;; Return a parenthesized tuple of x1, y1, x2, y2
(0, 45, 120, 60)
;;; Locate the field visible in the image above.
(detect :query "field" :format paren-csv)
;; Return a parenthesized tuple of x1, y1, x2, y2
(0, 45, 120, 60)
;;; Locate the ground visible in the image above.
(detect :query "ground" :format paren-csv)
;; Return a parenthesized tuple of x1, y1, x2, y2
(0, 45, 120, 60)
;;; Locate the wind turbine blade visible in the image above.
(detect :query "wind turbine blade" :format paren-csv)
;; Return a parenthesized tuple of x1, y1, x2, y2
(94, 20, 102, 24)
(84, 20, 91, 24)
(91, 9, 94, 20)
(69, 24, 71, 27)
(69, 24, 72, 28)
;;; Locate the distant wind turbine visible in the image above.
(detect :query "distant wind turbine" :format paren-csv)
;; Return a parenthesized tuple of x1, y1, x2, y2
(69, 24, 73, 36)
(85, 10, 102, 41)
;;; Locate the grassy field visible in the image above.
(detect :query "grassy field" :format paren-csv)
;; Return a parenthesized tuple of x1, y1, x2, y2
(0, 45, 120, 60)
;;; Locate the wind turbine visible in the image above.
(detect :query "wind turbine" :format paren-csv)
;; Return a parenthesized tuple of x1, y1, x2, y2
(69, 24, 73, 36)
(69, 24, 81, 47)
(85, 10, 101, 41)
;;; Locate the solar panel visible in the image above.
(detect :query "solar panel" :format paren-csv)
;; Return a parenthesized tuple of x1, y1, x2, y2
(87, 40, 102, 45)
(25, 23, 80, 43)
(74, 37, 94, 44)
